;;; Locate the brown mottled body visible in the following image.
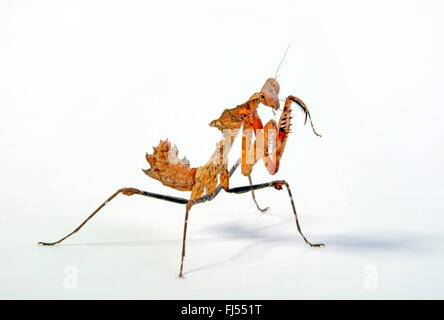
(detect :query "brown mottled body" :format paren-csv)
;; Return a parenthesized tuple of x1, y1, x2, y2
(38, 77, 324, 279)
(143, 140, 196, 191)
(143, 78, 320, 200)
(143, 79, 284, 198)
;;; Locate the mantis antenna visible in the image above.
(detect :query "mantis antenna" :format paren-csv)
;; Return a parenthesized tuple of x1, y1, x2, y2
(275, 43, 292, 79)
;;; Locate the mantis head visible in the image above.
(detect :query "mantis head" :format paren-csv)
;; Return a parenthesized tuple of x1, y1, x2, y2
(259, 78, 280, 110)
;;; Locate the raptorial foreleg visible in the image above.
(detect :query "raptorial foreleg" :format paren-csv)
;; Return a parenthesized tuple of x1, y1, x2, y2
(241, 95, 321, 176)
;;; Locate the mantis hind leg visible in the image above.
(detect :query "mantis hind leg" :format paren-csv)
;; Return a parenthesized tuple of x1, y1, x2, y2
(38, 159, 242, 279)
(179, 201, 193, 278)
(37, 188, 189, 246)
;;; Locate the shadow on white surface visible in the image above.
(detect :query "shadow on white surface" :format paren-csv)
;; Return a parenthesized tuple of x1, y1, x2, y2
(48, 220, 442, 278)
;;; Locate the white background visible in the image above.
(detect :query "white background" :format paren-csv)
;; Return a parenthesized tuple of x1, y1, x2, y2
(1, 0, 444, 299)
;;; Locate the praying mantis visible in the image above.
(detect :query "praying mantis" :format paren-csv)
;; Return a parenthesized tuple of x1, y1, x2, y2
(38, 66, 324, 278)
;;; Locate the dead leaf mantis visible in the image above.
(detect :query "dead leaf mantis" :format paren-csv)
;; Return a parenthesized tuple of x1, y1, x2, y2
(39, 57, 324, 278)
